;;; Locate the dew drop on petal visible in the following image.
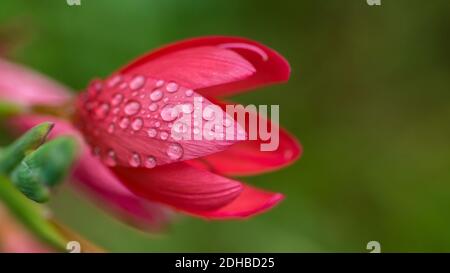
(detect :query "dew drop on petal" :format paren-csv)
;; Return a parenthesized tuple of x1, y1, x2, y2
(105, 149, 117, 167)
(131, 118, 143, 131)
(129, 75, 145, 90)
(108, 75, 122, 87)
(154, 121, 161, 128)
(129, 153, 141, 167)
(150, 90, 163, 101)
(94, 103, 110, 119)
(166, 143, 183, 160)
(166, 82, 178, 93)
(145, 156, 157, 169)
(156, 80, 164, 88)
(107, 123, 115, 134)
(185, 89, 193, 97)
(119, 117, 130, 129)
(163, 97, 169, 103)
(160, 105, 178, 121)
(119, 82, 127, 90)
(111, 93, 123, 106)
(147, 128, 157, 138)
(124, 101, 141, 116)
(173, 122, 188, 134)
(160, 131, 169, 140)
(148, 103, 158, 112)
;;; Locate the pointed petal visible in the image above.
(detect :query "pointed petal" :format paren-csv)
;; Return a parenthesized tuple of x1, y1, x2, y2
(0, 58, 71, 106)
(191, 185, 284, 219)
(192, 99, 301, 176)
(119, 36, 290, 97)
(112, 163, 243, 213)
(75, 76, 244, 168)
(10, 115, 171, 231)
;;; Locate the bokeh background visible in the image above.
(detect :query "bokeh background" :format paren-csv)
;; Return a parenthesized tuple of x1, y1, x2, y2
(1, 0, 449, 252)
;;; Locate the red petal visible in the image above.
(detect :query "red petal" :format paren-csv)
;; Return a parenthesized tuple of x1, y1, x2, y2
(10, 115, 171, 231)
(192, 99, 302, 176)
(119, 36, 290, 97)
(0, 58, 71, 106)
(192, 185, 284, 219)
(75, 76, 244, 168)
(112, 163, 243, 213)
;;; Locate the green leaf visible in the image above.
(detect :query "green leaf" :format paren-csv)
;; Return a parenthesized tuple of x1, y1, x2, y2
(0, 175, 67, 250)
(10, 137, 78, 203)
(0, 122, 54, 174)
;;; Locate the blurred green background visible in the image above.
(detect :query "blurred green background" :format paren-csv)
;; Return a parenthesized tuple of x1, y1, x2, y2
(1, 0, 450, 252)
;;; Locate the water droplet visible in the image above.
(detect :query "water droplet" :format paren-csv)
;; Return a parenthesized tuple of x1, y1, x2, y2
(145, 156, 157, 168)
(119, 117, 130, 129)
(166, 143, 183, 160)
(160, 131, 169, 140)
(150, 90, 163, 101)
(94, 103, 110, 119)
(203, 106, 216, 121)
(129, 153, 141, 167)
(113, 107, 120, 115)
(156, 80, 164, 87)
(105, 149, 117, 166)
(108, 75, 122, 87)
(129, 75, 145, 90)
(185, 89, 193, 97)
(131, 118, 143, 131)
(107, 124, 115, 134)
(160, 105, 178, 121)
(180, 103, 194, 114)
(173, 122, 188, 134)
(148, 103, 158, 112)
(124, 101, 141, 116)
(147, 128, 157, 138)
(119, 82, 127, 90)
(166, 82, 178, 93)
(111, 93, 123, 106)
(154, 121, 161, 128)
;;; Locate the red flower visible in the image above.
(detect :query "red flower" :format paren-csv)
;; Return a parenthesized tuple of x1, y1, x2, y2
(1, 36, 302, 230)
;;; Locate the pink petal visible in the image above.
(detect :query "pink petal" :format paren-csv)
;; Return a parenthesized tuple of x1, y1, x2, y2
(193, 185, 284, 219)
(112, 163, 243, 213)
(119, 36, 290, 97)
(10, 115, 171, 231)
(75, 76, 244, 168)
(191, 99, 302, 176)
(0, 58, 71, 106)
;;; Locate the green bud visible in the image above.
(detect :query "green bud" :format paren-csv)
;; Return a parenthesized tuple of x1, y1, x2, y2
(10, 137, 78, 203)
(0, 122, 54, 174)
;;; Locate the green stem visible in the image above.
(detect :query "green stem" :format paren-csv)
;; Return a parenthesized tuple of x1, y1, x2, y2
(0, 175, 67, 251)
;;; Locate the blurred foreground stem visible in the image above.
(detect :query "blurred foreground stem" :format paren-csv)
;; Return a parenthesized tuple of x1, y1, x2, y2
(0, 175, 66, 251)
